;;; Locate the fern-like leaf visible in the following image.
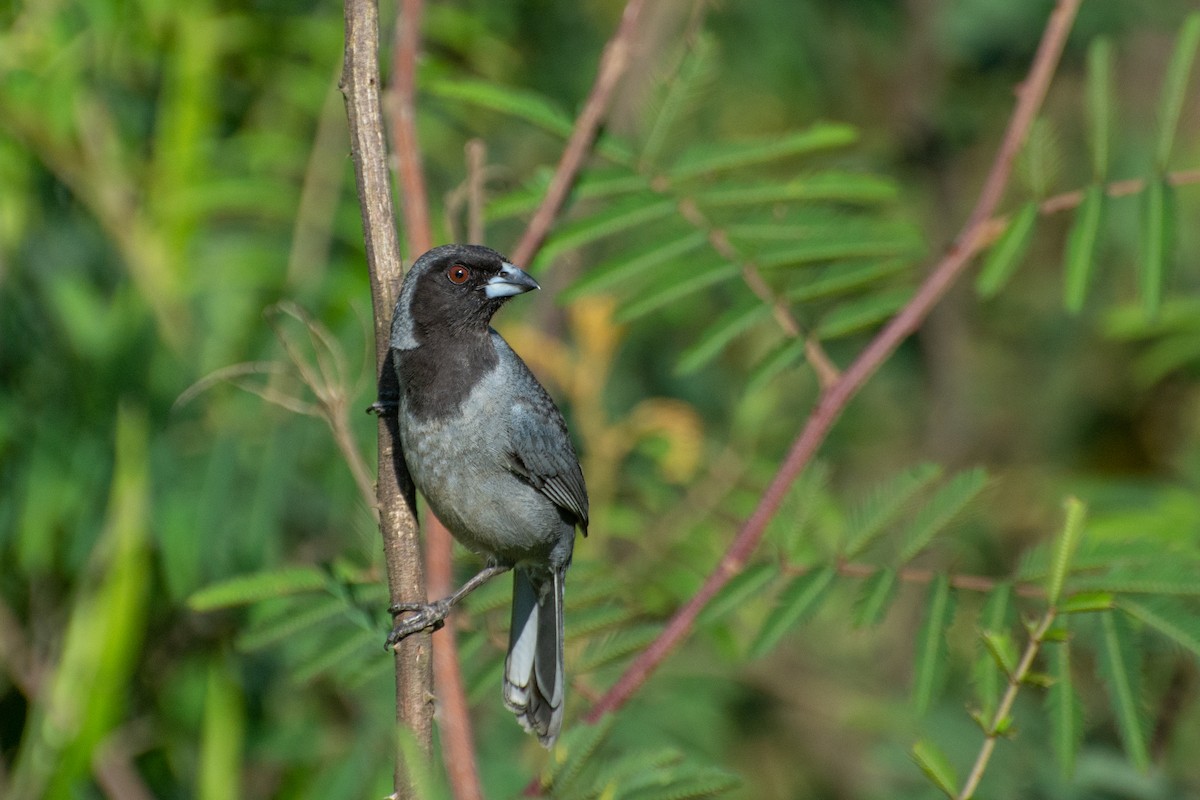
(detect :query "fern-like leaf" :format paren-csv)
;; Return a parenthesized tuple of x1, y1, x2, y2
(898, 467, 987, 565)
(912, 575, 955, 714)
(1096, 612, 1150, 771)
(565, 231, 708, 299)
(696, 562, 779, 626)
(1046, 628, 1083, 779)
(911, 738, 959, 799)
(537, 196, 677, 267)
(187, 567, 327, 610)
(671, 125, 858, 180)
(1155, 13, 1200, 168)
(976, 202, 1038, 298)
(676, 301, 773, 375)
(1063, 185, 1105, 314)
(972, 582, 1012, 720)
(696, 172, 897, 207)
(578, 624, 666, 673)
(843, 462, 943, 559)
(813, 287, 910, 340)
(1118, 596, 1200, 659)
(616, 261, 739, 322)
(1138, 178, 1175, 318)
(749, 567, 836, 659)
(852, 568, 898, 628)
(1086, 38, 1113, 179)
(541, 714, 616, 796)
(1047, 496, 1087, 606)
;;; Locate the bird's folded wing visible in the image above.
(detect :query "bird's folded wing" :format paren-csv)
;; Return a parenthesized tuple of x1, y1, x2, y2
(506, 397, 589, 530)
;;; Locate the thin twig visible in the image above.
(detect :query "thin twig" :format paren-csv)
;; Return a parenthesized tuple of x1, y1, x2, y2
(387, 4, 483, 798)
(466, 139, 486, 244)
(510, 0, 647, 267)
(976, 166, 1200, 248)
(340, 2, 430, 797)
(585, 0, 1082, 724)
(956, 609, 1058, 799)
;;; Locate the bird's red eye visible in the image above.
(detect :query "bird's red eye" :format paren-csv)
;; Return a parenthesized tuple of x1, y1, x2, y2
(447, 265, 470, 284)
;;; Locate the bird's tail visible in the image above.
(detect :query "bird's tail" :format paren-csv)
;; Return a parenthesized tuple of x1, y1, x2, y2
(503, 565, 564, 747)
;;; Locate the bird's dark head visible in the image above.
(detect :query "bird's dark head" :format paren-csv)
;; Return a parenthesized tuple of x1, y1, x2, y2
(391, 244, 540, 349)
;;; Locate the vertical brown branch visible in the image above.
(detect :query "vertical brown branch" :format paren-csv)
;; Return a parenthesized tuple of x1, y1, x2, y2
(585, 0, 1083, 724)
(340, 0, 431, 796)
(388, 3, 485, 799)
(510, 0, 647, 267)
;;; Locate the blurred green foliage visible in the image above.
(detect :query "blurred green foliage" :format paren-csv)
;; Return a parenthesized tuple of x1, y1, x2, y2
(4, 1, 1200, 799)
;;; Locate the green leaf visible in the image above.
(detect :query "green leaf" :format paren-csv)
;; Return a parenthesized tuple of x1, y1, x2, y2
(697, 562, 779, 626)
(1155, 13, 1200, 167)
(676, 301, 774, 375)
(1063, 185, 1105, 314)
(536, 196, 677, 267)
(911, 739, 959, 799)
(564, 230, 708, 299)
(697, 172, 898, 207)
(749, 567, 836, 659)
(786, 259, 911, 303)
(199, 661, 245, 800)
(757, 229, 922, 268)
(976, 202, 1038, 297)
(1086, 39, 1113, 179)
(1069, 563, 1200, 596)
(974, 583, 1012, 719)
(843, 462, 943, 559)
(912, 575, 955, 714)
(540, 713, 615, 794)
(671, 124, 859, 180)
(616, 261, 740, 322)
(236, 596, 350, 651)
(426, 78, 573, 138)
(187, 567, 328, 610)
(853, 568, 898, 627)
(1059, 591, 1114, 614)
(642, 33, 717, 168)
(898, 467, 988, 564)
(1118, 596, 1200, 659)
(1139, 178, 1175, 318)
(425, 78, 632, 163)
(981, 630, 1018, 678)
(1097, 612, 1150, 771)
(745, 337, 807, 395)
(813, 287, 910, 340)
(1047, 631, 1082, 779)
(1047, 496, 1087, 606)
(567, 604, 637, 639)
(577, 624, 665, 673)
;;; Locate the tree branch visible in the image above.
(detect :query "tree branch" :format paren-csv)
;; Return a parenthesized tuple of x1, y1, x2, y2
(340, 1, 430, 796)
(585, 0, 1083, 724)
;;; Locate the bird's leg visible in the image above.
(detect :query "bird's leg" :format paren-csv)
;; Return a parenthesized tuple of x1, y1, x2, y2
(385, 562, 512, 649)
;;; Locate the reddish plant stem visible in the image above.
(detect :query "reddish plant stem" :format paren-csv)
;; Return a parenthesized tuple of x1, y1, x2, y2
(585, 0, 1083, 724)
(389, 3, 482, 799)
(391, 0, 433, 256)
(510, 0, 647, 267)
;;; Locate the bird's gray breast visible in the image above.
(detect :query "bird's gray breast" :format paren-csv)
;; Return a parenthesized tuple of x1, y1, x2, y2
(397, 344, 571, 565)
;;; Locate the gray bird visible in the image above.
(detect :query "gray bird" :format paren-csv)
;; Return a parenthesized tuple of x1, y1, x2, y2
(384, 243, 588, 746)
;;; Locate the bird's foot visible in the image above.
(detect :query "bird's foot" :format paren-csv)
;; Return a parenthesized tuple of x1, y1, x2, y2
(368, 398, 398, 416)
(385, 599, 450, 649)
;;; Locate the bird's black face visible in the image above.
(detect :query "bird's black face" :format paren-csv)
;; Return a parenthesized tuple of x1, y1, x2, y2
(401, 244, 540, 342)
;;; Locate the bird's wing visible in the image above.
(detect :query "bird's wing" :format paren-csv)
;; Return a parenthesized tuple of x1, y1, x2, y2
(506, 390, 589, 532)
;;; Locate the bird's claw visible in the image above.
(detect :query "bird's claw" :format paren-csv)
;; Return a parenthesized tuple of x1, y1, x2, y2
(368, 399, 398, 416)
(385, 600, 449, 649)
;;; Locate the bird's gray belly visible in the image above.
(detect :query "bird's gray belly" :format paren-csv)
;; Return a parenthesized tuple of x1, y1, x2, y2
(399, 407, 569, 566)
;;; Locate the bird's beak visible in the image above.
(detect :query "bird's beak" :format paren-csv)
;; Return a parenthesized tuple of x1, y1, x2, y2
(484, 262, 541, 299)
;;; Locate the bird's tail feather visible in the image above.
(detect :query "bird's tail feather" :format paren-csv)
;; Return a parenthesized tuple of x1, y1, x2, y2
(504, 566, 564, 747)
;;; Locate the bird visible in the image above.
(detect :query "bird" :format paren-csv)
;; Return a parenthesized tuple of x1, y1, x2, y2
(383, 243, 588, 747)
